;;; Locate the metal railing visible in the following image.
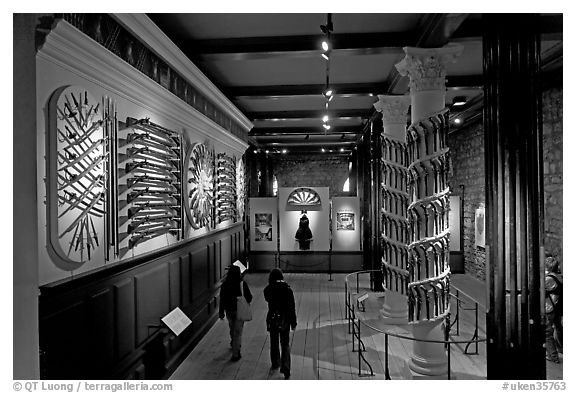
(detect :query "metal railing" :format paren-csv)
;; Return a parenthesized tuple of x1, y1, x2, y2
(344, 270, 487, 380)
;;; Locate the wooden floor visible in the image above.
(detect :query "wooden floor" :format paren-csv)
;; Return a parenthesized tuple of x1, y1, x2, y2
(170, 272, 560, 380)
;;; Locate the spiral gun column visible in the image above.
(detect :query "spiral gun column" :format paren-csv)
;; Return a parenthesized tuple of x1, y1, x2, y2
(396, 44, 462, 378)
(373, 95, 411, 324)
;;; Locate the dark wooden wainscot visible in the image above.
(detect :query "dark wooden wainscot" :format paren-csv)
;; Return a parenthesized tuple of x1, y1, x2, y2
(39, 223, 245, 379)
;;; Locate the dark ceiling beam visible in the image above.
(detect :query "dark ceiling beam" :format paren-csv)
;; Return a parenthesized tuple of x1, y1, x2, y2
(260, 140, 356, 147)
(250, 126, 363, 136)
(228, 75, 482, 100)
(245, 109, 369, 120)
(185, 32, 414, 56)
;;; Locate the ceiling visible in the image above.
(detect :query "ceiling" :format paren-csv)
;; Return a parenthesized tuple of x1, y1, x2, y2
(148, 13, 563, 155)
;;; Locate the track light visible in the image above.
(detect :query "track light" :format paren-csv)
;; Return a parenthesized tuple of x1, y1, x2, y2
(322, 115, 329, 123)
(321, 52, 330, 61)
(324, 88, 333, 97)
(322, 40, 329, 51)
(452, 96, 467, 107)
(340, 148, 344, 152)
(323, 124, 331, 130)
(454, 118, 461, 124)
(321, 148, 326, 153)
(282, 149, 287, 154)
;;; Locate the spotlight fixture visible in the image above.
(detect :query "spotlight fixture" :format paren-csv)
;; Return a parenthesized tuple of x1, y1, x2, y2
(321, 40, 329, 51)
(321, 148, 326, 153)
(323, 124, 331, 130)
(452, 96, 467, 107)
(340, 148, 344, 152)
(323, 88, 333, 97)
(321, 52, 330, 61)
(454, 118, 462, 124)
(253, 149, 258, 154)
(265, 149, 270, 153)
(322, 115, 329, 123)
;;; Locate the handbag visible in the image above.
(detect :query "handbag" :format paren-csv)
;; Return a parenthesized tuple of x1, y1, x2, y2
(236, 282, 252, 321)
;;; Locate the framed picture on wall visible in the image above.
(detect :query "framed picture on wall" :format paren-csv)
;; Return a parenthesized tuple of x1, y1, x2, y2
(254, 213, 273, 242)
(336, 212, 355, 231)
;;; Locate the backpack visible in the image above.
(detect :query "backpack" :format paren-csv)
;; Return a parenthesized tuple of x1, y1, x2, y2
(545, 273, 562, 315)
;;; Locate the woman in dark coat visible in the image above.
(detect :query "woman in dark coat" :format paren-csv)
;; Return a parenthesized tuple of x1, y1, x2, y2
(219, 265, 252, 361)
(264, 268, 297, 379)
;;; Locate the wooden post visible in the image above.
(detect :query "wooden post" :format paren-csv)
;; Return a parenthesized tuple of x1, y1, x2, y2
(483, 13, 546, 380)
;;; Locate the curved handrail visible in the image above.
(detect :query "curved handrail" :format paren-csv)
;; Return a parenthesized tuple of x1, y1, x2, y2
(344, 269, 487, 379)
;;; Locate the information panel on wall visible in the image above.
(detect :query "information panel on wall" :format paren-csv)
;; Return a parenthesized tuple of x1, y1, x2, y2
(249, 198, 278, 252)
(449, 195, 461, 252)
(332, 197, 361, 251)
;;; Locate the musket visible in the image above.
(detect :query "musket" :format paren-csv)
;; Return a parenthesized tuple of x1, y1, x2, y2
(126, 194, 179, 206)
(129, 125, 177, 148)
(128, 188, 180, 204)
(120, 181, 178, 195)
(127, 118, 179, 147)
(127, 206, 179, 220)
(126, 146, 177, 162)
(124, 170, 176, 183)
(128, 217, 179, 234)
(128, 227, 178, 250)
(125, 160, 180, 177)
(127, 174, 180, 188)
(120, 134, 178, 157)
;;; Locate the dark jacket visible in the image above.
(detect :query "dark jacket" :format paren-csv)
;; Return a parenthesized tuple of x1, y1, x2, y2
(264, 280, 297, 329)
(219, 280, 252, 319)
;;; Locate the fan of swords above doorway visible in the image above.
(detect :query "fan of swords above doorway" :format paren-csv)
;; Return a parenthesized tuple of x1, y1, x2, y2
(48, 86, 244, 265)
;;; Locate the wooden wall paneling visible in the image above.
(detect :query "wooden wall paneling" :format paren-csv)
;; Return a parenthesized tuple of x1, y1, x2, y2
(40, 301, 86, 379)
(179, 253, 192, 308)
(168, 259, 181, 311)
(239, 229, 245, 262)
(218, 239, 225, 280)
(191, 247, 209, 302)
(207, 242, 216, 285)
(134, 264, 170, 346)
(221, 235, 232, 271)
(87, 288, 115, 377)
(113, 278, 135, 364)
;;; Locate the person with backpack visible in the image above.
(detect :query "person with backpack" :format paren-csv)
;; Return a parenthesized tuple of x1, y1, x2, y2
(544, 256, 563, 363)
(264, 268, 297, 379)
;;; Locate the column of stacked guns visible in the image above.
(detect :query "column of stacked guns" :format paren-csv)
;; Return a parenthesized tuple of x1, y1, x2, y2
(406, 109, 452, 323)
(216, 152, 237, 224)
(117, 118, 183, 255)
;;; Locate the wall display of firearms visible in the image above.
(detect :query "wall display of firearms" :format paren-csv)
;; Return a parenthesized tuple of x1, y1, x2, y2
(48, 86, 109, 264)
(236, 156, 246, 222)
(185, 142, 215, 229)
(116, 118, 184, 256)
(216, 152, 237, 224)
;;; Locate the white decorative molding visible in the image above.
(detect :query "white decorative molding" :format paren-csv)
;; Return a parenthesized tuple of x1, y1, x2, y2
(37, 20, 249, 154)
(395, 44, 463, 92)
(373, 95, 411, 125)
(112, 14, 253, 134)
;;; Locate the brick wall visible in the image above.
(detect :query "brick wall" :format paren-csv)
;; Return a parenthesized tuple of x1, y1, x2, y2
(448, 122, 486, 281)
(271, 154, 352, 197)
(542, 87, 563, 271)
(447, 87, 563, 281)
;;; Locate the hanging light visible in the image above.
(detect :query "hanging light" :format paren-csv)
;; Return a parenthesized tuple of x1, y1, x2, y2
(322, 114, 329, 123)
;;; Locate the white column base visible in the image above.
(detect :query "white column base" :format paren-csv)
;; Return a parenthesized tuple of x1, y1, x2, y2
(408, 318, 448, 377)
(379, 290, 409, 325)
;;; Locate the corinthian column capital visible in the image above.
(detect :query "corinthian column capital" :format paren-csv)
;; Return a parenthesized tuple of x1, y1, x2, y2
(395, 44, 463, 92)
(373, 95, 411, 126)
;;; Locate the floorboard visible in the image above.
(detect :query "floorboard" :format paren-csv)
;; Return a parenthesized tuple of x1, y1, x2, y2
(171, 272, 556, 381)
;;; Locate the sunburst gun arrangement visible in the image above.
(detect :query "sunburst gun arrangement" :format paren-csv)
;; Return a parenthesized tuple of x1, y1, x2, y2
(117, 118, 184, 255)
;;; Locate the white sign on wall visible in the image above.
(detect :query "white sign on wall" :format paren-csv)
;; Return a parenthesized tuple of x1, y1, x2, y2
(475, 204, 486, 249)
